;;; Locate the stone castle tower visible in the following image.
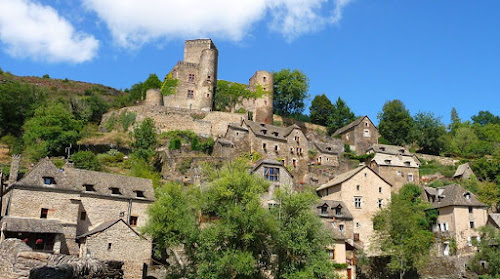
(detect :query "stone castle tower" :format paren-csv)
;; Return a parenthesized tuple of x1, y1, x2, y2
(244, 71, 274, 124)
(162, 39, 218, 111)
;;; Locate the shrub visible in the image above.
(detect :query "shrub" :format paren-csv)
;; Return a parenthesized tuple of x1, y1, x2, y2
(178, 158, 193, 174)
(169, 138, 182, 150)
(198, 137, 214, 155)
(119, 111, 136, 131)
(71, 151, 102, 171)
(42, 74, 50, 79)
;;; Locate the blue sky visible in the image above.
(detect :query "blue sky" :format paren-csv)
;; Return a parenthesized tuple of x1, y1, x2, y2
(0, 0, 499, 125)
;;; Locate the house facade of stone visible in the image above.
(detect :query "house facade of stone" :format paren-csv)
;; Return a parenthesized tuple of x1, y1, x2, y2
(424, 184, 488, 257)
(311, 140, 343, 167)
(367, 144, 420, 193)
(315, 199, 356, 279)
(78, 219, 152, 279)
(333, 116, 379, 155)
(317, 166, 392, 253)
(251, 159, 293, 208)
(0, 158, 154, 279)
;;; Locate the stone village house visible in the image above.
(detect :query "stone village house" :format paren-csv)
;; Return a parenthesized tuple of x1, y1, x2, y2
(251, 159, 293, 209)
(333, 116, 379, 155)
(317, 165, 392, 254)
(366, 144, 420, 193)
(0, 158, 154, 279)
(316, 199, 357, 279)
(424, 184, 488, 258)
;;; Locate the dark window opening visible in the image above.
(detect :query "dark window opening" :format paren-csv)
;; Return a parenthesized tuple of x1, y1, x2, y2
(107, 243, 112, 250)
(468, 207, 473, 213)
(470, 221, 475, 229)
(335, 207, 342, 215)
(40, 208, 48, 219)
(110, 187, 122, 195)
(80, 211, 86, 221)
(187, 90, 194, 98)
(321, 206, 327, 214)
(264, 167, 280, 181)
(207, 75, 211, 81)
(188, 74, 195, 82)
(136, 191, 145, 198)
(84, 184, 95, 192)
(43, 177, 55, 185)
(263, 76, 267, 82)
(130, 216, 138, 226)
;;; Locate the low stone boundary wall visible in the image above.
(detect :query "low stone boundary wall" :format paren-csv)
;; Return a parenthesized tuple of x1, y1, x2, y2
(417, 153, 459, 166)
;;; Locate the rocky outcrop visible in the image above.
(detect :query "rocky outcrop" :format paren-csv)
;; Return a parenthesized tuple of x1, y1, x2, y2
(0, 238, 123, 279)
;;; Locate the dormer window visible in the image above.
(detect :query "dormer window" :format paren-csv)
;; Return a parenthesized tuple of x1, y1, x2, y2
(110, 187, 122, 195)
(135, 191, 145, 198)
(261, 130, 267, 135)
(405, 161, 411, 167)
(260, 123, 265, 127)
(327, 147, 332, 151)
(43, 177, 55, 185)
(380, 147, 386, 151)
(272, 132, 279, 137)
(464, 192, 471, 200)
(84, 184, 96, 192)
(321, 206, 328, 215)
(384, 160, 391, 164)
(335, 207, 342, 216)
(399, 149, 405, 153)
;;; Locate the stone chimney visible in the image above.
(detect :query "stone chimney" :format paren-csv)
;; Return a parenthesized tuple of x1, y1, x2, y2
(8, 155, 21, 185)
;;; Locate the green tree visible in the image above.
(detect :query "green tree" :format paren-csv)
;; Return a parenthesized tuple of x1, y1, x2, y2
(131, 118, 158, 160)
(449, 107, 461, 133)
(274, 189, 340, 279)
(22, 103, 83, 159)
(309, 94, 334, 126)
(472, 110, 500, 126)
(71, 150, 102, 171)
(377, 100, 414, 146)
(471, 157, 500, 183)
(468, 226, 500, 278)
(413, 112, 447, 155)
(327, 97, 356, 135)
(372, 184, 435, 279)
(450, 126, 479, 157)
(214, 80, 263, 112)
(273, 69, 309, 116)
(143, 73, 162, 92)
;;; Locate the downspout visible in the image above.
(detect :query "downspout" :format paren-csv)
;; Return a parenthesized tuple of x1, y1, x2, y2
(127, 199, 133, 224)
(0, 172, 3, 220)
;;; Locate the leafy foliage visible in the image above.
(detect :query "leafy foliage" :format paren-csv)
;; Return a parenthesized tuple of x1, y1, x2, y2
(327, 97, 356, 135)
(413, 112, 447, 155)
(309, 94, 334, 126)
(371, 184, 435, 278)
(22, 103, 83, 159)
(468, 226, 500, 278)
(273, 69, 309, 116)
(160, 73, 179, 96)
(71, 150, 102, 171)
(131, 118, 158, 160)
(215, 80, 266, 112)
(472, 110, 500, 126)
(378, 100, 414, 146)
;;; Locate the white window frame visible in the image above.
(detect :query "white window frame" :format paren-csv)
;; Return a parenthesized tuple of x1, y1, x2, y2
(354, 197, 362, 209)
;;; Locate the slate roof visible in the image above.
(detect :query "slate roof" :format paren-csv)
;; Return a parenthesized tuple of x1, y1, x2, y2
(453, 163, 473, 178)
(313, 141, 342, 155)
(243, 120, 302, 141)
(252, 159, 294, 178)
(0, 216, 64, 233)
(424, 184, 487, 209)
(14, 158, 155, 201)
(77, 219, 141, 239)
(228, 123, 248, 131)
(366, 144, 411, 155)
(332, 116, 365, 136)
(317, 166, 391, 192)
(216, 138, 234, 147)
(315, 200, 353, 220)
(371, 153, 419, 168)
(488, 213, 500, 228)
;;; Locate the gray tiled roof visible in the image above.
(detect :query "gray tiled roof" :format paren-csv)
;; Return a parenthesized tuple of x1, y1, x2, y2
(77, 219, 140, 239)
(316, 166, 364, 191)
(15, 158, 154, 201)
(489, 213, 500, 228)
(316, 200, 353, 220)
(425, 184, 486, 209)
(252, 159, 294, 178)
(453, 163, 472, 178)
(0, 216, 64, 233)
(313, 141, 342, 155)
(371, 153, 419, 168)
(332, 116, 365, 136)
(243, 120, 301, 140)
(366, 144, 411, 156)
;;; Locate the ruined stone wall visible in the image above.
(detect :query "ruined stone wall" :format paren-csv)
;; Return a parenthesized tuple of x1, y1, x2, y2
(417, 153, 459, 166)
(161, 151, 225, 185)
(101, 106, 246, 138)
(0, 238, 123, 279)
(83, 221, 151, 279)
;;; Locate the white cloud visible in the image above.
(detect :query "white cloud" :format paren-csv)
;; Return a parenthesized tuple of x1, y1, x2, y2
(83, 0, 353, 47)
(0, 0, 99, 63)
